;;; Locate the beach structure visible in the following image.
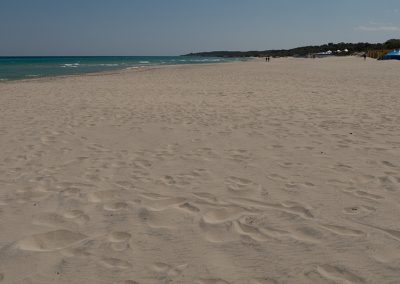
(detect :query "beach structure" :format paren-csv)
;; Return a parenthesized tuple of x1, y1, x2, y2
(313, 50, 334, 58)
(382, 49, 400, 60)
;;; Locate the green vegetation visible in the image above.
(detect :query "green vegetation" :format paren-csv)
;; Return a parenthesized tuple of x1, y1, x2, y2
(184, 39, 400, 58)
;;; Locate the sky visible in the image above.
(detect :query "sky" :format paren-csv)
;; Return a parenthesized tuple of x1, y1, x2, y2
(1, 0, 399, 56)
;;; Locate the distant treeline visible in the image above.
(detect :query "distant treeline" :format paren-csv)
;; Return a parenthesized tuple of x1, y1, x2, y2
(184, 39, 400, 58)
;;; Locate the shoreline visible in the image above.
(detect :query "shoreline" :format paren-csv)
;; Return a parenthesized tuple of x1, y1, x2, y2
(0, 57, 244, 84)
(2, 55, 396, 85)
(0, 62, 232, 84)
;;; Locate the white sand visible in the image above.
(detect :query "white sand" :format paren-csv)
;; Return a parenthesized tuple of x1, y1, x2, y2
(0, 57, 400, 283)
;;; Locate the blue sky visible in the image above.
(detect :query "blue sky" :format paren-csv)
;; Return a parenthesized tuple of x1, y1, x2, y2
(1, 0, 399, 56)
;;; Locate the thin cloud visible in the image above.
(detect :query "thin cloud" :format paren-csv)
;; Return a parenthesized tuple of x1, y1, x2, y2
(355, 25, 400, 32)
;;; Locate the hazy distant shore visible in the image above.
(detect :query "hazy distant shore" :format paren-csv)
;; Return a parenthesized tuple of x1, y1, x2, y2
(185, 39, 400, 58)
(1, 57, 400, 283)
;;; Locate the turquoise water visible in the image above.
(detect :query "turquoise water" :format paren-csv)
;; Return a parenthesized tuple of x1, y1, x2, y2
(0, 56, 239, 81)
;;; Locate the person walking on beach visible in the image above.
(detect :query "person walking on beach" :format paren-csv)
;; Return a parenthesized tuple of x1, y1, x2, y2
(363, 53, 367, 60)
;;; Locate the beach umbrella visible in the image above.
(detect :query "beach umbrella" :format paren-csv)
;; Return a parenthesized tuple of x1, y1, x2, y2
(383, 49, 400, 60)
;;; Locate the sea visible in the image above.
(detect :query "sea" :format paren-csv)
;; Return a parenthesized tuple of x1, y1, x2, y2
(0, 56, 239, 81)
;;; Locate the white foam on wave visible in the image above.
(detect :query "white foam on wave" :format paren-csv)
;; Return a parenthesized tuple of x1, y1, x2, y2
(139, 61, 150, 64)
(61, 63, 80, 68)
(193, 59, 222, 62)
(26, 74, 39, 77)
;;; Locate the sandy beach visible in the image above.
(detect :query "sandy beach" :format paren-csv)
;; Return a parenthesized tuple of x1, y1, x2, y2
(1, 57, 400, 283)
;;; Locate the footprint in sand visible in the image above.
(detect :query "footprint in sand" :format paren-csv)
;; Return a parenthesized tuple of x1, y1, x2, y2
(33, 211, 89, 228)
(378, 176, 397, 191)
(228, 198, 314, 219)
(138, 207, 190, 229)
(184, 147, 218, 161)
(226, 148, 252, 162)
(288, 226, 325, 243)
(33, 212, 73, 228)
(197, 279, 230, 284)
(357, 223, 400, 242)
(103, 202, 130, 212)
(114, 180, 136, 189)
(310, 264, 364, 284)
(353, 190, 384, 201)
(158, 175, 178, 186)
(201, 212, 284, 243)
(225, 176, 262, 194)
(17, 230, 88, 252)
(250, 278, 278, 284)
(319, 224, 365, 237)
(382, 161, 397, 168)
(108, 232, 132, 243)
(178, 201, 201, 214)
(61, 247, 91, 257)
(63, 210, 89, 224)
(132, 159, 152, 169)
(266, 173, 288, 181)
(87, 190, 120, 203)
(343, 205, 376, 216)
(199, 220, 241, 243)
(99, 258, 132, 270)
(105, 231, 131, 251)
(238, 216, 289, 239)
(203, 206, 253, 224)
(192, 192, 219, 204)
(60, 187, 83, 198)
(137, 193, 186, 211)
(151, 262, 188, 277)
(15, 187, 51, 203)
(233, 220, 271, 242)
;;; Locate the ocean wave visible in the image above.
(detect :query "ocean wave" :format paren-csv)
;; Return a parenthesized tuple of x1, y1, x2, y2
(193, 59, 222, 62)
(0, 57, 233, 80)
(61, 63, 80, 68)
(98, 64, 119, 67)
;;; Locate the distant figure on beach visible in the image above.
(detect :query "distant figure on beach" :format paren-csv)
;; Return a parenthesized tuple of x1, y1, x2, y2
(266, 56, 270, 62)
(363, 53, 367, 60)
